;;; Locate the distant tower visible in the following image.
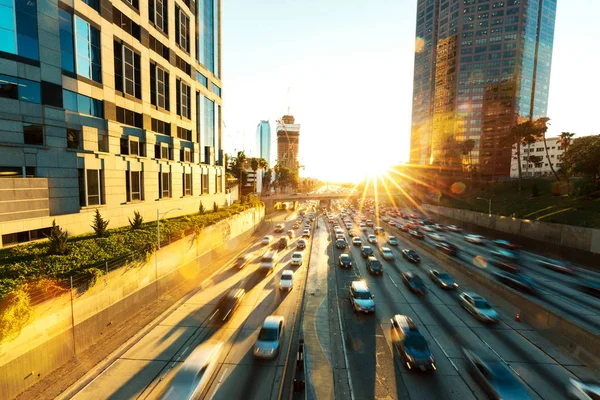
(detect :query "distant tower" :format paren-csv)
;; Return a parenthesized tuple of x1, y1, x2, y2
(256, 120, 271, 166)
(276, 115, 301, 174)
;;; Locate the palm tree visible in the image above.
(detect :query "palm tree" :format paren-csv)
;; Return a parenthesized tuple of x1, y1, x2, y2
(250, 158, 259, 192)
(557, 132, 575, 184)
(536, 117, 560, 182)
(236, 151, 246, 199)
(501, 119, 542, 192)
(461, 139, 476, 182)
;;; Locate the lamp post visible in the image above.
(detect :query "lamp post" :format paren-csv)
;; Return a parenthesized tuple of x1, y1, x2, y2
(477, 197, 492, 216)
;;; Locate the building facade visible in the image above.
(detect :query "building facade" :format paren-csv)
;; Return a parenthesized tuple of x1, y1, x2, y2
(0, 0, 225, 247)
(256, 120, 271, 166)
(409, 0, 557, 178)
(276, 115, 300, 173)
(510, 137, 564, 178)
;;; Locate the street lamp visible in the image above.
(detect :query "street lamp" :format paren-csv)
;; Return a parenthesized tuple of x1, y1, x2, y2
(477, 197, 492, 216)
(156, 208, 184, 250)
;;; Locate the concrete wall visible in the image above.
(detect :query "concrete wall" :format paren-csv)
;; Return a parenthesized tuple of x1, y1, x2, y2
(0, 178, 50, 223)
(422, 204, 600, 256)
(0, 206, 264, 399)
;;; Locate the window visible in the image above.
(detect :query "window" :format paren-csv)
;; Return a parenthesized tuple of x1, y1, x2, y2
(210, 83, 221, 97)
(152, 118, 171, 135)
(216, 170, 222, 193)
(0, 0, 39, 60)
(159, 172, 171, 198)
(23, 123, 43, 145)
(177, 127, 192, 141)
(149, 34, 169, 60)
(176, 80, 191, 118)
(149, 0, 168, 33)
(150, 63, 170, 110)
(120, 137, 145, 156)
(0, 74, 41, 103)
(78, 169, 105, 206)
(126, 171, 144, 201)
(116, 107, 144, 128)
(123, 0, 139, 10)
(183, 172, 192, 196)
(180, 147, 193, 162)
(113, 7, 141, 40)
(59, 9, 75, 72)
(63, 89, 104, 117)
(67, 129, 81, 149)
(196, 71, 208, 87)
(75, 16, 102, 82)
(175, 6, 190, 52)
(82, 0, 100, 12)
(2, 227, 52, 246)
(201, 172, 209, 194)
(114, 41, 141, 98)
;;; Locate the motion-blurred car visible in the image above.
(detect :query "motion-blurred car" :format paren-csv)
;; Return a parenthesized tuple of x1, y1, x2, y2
(234, 253, 253, 269)
(348, 230, 357, 237)
(214, 288, 246, 322)
(367, 234, 378, 244)
(292, 223, 299, 229)
(374, 226, 385, 235)
(494, 272, 536, 294)
(567, 378, 600, 400)
(462, 348, 531, 400)
(254, 316, 285, 360)
(339, 253, 352, 268)
(390, 314, 436, 372)
(279, 270, 294, 291)
(335, 233, 345, 241)
(335, 238, 348, 249)
(352, 237, 362, 246)
(402, 272, 427, 295)
(492, 260, 519, 274)
(361, 245, 374, 258)
(359, 223, 367, 231)
(537, 259, 575, 274)
(429, 270, 458, 289)
(367, 256, 383, 275)
(409, 230, 425, 240)
(433, 224, 445, 231)
(428, 233, 446, 242)
(159, 340, 223, 400)
(302, 229, 311, 238)
(345, 223, 352, 229)
(446, 225, 462, 232)
(261, 235, 273, 245)
(459, 292, 498, 322)
(291, 251, 303, 266)
(350, 280, 375, 313)
(366, 220, 374, 227)
(387, 236, 399, 246)
(421, 226, 434, 233)
(490, 249, 518, 262)
(402, 249, 421, 263)
(435, 241, 458, 256)
(379, 246, 394, 260)
(493, 239, 520, 250)
(278, 236, 289, 249)
(296, 239, 307, 250)
(464, 234, 486, 245)
(286, 230, 295, 239)
(274, 224, 285, 233)
(578, 280, 600, 297)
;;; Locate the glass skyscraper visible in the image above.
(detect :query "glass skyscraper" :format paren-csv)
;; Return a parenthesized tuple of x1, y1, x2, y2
(409, 0, 557, 178)
(256, 120, 272, 166)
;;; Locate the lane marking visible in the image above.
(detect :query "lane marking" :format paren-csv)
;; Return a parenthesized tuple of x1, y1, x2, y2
(432, 337, 459, 372)
(208, 367, 229, 400)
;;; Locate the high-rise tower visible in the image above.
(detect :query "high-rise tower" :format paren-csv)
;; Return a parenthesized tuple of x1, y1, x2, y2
(256, 120, 271, 166)
(276, 115, 300, 174)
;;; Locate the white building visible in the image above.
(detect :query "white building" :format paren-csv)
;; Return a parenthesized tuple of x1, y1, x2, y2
(510, 137, 564, 178)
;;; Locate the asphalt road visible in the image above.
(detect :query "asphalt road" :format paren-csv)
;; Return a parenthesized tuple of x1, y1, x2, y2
(323, 209, 595, 400)
(60, 210, 314, 400)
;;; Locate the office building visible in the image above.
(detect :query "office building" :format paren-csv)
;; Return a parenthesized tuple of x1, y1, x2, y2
(410, 0, 557, 178)
(276, 115, 300, 173)
(256, 120, 271, 166)
(510, 136, 564, 178)
(0, 0, 225, 247)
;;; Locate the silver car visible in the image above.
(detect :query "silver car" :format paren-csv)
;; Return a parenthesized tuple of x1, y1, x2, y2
(350, 281, 376, 313)
(160, 340, 223, 400)
(254, 316, 285, 360)
(459, 292, 498, 322)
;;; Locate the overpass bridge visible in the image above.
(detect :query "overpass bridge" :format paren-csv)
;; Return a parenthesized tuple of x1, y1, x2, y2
(260, 193, 360, 211)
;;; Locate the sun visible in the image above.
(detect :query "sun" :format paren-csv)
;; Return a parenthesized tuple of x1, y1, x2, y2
(361, 157, 392, 180)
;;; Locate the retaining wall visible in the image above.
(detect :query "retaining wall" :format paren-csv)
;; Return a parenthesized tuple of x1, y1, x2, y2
(0, 206, 264, 399)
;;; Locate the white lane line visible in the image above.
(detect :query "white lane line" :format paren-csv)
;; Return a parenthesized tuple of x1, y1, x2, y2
(208, 367, 229, 400)
(389, 276, 399, 289)
(432, 337, 459, 372)
(208, 309, 218, 321)
(335, 255, 355, 400)
(480, 338, 522, 377)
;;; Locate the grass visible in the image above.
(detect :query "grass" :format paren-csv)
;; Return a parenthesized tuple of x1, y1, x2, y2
(432, 178, 600, 228)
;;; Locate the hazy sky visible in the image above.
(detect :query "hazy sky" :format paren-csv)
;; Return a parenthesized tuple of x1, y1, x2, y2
(222, 0, 600, 182)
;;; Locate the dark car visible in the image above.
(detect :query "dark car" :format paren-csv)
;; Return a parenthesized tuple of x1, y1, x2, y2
(234, 253, 253, 269)
(402, 272, 427, 295)
(435, 241, 457, 256)
(278, 236, 289, 249)
(402, 249, 421, 263)
(409, 230, 425, 240)
(361, 245, 374, 258)
(463, 348, 531, 400)
(493, 239, 520, 250)
(429, 270, 458, 289)
(387, 236, 399, 246)
(335, 238, 348, 249)
(296, 239, 307, 250)
(537, 259, 575, 274)
(367, 256, 383, 275)
(214, 288, 246, 322)
(339, 253, 352, 268)
(578, 280, 600, 297)
(390, 315, 436, 372)
(494, 272, 536, 294)
(492, 260, 519, 274)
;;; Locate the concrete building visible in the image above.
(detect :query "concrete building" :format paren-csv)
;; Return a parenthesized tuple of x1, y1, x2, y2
(276, 115, 300, 173)
(0, 0, 225, 247)
(410, 0, 557, 179)
(256, 120, 271, 166)
(510, 137, 564, 178)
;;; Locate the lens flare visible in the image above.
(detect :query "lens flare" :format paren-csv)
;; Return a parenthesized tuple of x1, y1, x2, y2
(450, 181, 466, 194)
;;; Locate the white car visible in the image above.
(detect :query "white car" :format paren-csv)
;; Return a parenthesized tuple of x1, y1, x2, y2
(428, 233, 446, 241)
(291, 251, 303, 266)
(459, 292, 498, 323)
(464, 234, 486, 245)
(302, 229, 311, 238)
(254, 316, 285, 359)
(359, 223, 367, 231)
(279, 270, 294, 291)
(421, 226, 434, 232)
(568, 379, 600, 400)
(261, 235, 273, 245)
(446, 225, 462, 232)
(345, 223, 352, 229)
(352, 237, 362, 246)
(380, 247, 394, 260)
(367, 234, 377, 244)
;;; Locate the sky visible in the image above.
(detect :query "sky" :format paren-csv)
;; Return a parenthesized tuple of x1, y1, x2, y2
(221, 0, 600, 182)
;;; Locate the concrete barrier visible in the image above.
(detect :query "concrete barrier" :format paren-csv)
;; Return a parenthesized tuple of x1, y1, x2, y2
(0, 206, 265, 400)
(400, 232, 600, 368)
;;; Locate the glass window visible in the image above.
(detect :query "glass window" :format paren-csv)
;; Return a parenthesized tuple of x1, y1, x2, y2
(196, 71, 208, 87)
(0, 74, 41, 103)
(150, 0, 168, 32)
(67, 129, 81, 149)
(183, 172, 192, 195)
(159, 172, 171, 198)
(116, 42, 141, 98)
(59, 9, 75, 73)
(62, 89, 103, 117)
(0, 0, 39, 60)
(177, 80, 191, 118)
(151, 63, 169, 110)
(23, 123, 43, 145)
(75, 16, 101, 82)
(210, 83, 221, 97)
(175, 6, 189, 52)
(79, 169, 104, 206)
(126, 171, 143, 201)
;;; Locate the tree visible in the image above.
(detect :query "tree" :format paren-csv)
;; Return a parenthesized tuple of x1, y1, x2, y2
(250, 158, 259, 192)
(128, 211, 144, 229)
(501, 119, 543, 192)
(46, 219, 68, 255)
(262, 168, 272, 194)
(213, 202, 219, 212)
(537, 117, 561, 182)
(198, 201, 205, 214)
(91, 209, 109, 237)
(561, 135, 600, 185)
(460, 139, 476, 183)
(557, 132, 576, 183)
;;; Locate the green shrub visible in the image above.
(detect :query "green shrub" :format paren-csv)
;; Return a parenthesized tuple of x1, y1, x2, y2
(46, 219, 69, 255)
(199, 202, 205, 214)
(213, 202, 219, 212)
(531, 183, 540, 197)
(129, 211, 144, 229)
(92, 209, 110, 237)
(572, 179, 597, 197)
